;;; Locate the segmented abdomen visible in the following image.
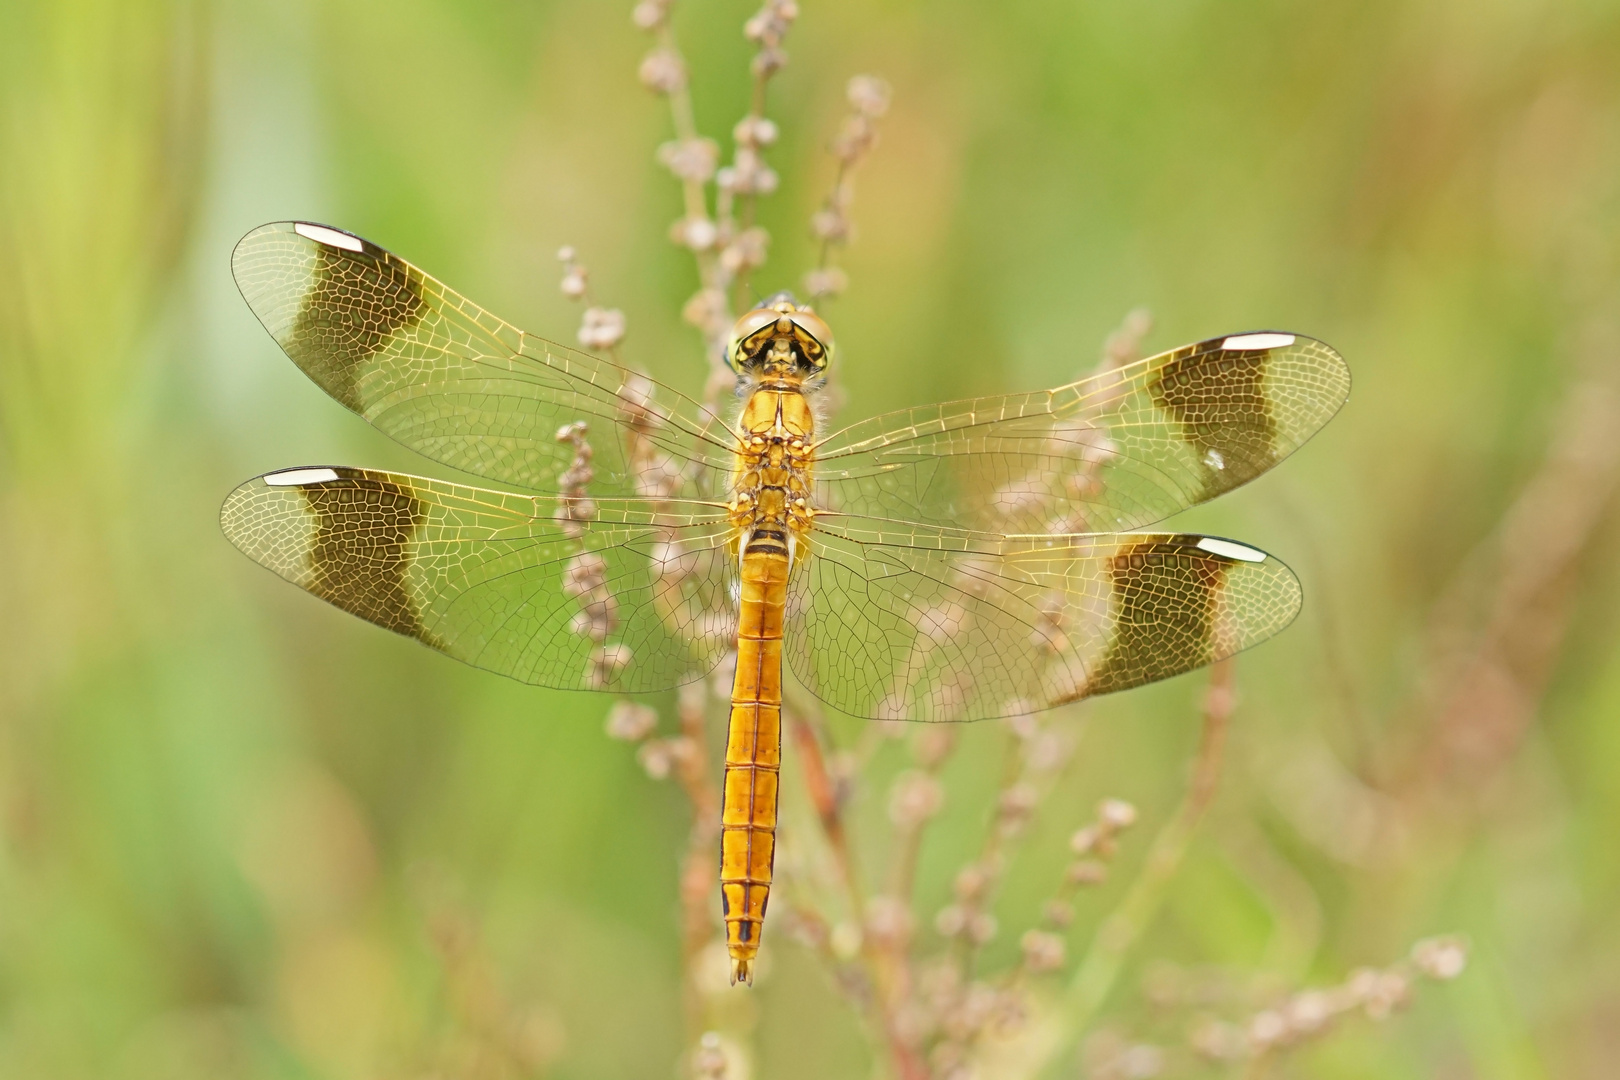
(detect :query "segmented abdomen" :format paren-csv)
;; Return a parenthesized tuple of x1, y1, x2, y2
(720, 538, 789, 985)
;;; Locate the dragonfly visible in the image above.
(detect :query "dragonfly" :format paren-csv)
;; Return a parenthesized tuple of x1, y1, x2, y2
(223, 221, 1349, 984)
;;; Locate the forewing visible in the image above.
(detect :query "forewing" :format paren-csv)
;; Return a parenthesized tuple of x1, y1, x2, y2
(814, 332, 1349, 534)
(787, 522, 1301, 722)
(222, 466, 738, 693)
(232, 222, 735, 497)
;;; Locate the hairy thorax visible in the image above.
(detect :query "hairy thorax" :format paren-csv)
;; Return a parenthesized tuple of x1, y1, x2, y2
(729, 381, 816, 550)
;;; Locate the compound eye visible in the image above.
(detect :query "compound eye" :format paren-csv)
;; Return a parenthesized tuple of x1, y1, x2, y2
(727, 307, 783, 369)
(733, 308, 782, 339)
(787, 309, 835, 369)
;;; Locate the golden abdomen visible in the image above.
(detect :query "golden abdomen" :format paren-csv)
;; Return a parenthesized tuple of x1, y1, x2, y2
(721, 382, 814, 985)
(721, 546, 788, 984)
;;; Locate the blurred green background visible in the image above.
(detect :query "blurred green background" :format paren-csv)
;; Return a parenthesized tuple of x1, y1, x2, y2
(3, 0, 1620, 1077)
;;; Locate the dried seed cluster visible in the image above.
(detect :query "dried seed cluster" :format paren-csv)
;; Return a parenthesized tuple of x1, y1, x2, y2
(556, 246, 627, 353)
(542, 8, 1476, 1080)
(1178, 935, 1471, 1068)
(806, 75, 891, 302)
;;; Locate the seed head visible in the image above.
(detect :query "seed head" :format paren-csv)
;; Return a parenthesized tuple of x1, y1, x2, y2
(952, 863, 990, 902)
(630, 0, 669, 32)
(1189, 1019, 1246, 1062)
(733, 115, 779, 147)
(889, 770, 944, 828)
(1247, 1009, 1287, 1049)
(1020, 929, 1066, 973)
(865, 895, 915, 948)
(803, 266, 848, 300)
(587, 643, 633, 688)
(966, 911, 998, 945)
(1066, 859, 1108, 886)
(810, 207, 850, 243)
(669, 216, 718, 252)
(562, 553, 608, 598)
(578, 307, 627, 351)
(681, 288, 730, 338)
(719, 227, 769, 275)
(557, 248, 589, 300)
(1098, 798, 1138, 830)
(744, 0, 797, 47)
(638, 48, 687, 94)
(693, 1031, 728, 1079)
(846, 74, 892, 118)
(605, 701, 658, 741)
(1411, 935, 1468, 980)
(1285, 990, 1331, 1033)
(637, 739, 674, 780)
(657, 137, 720, 183)
(1360, 970, 1410, 1020)
(829, 920, 862, 960)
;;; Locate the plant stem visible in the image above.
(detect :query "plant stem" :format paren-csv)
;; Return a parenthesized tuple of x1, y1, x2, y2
(1039, 659, 1236, 1075)
(674, 687, 720, 1033)
(785, 701, 930, 1080)
(786, 706, 865, 918)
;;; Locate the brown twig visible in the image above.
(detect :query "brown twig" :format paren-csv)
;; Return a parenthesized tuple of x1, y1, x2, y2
(786, 705, 864, 910)
(782, 693, 932, 1080)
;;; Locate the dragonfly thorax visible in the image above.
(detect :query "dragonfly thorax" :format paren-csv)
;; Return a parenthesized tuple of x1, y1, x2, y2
(726, 293, 834, 378)
(730, 384, 817, 549)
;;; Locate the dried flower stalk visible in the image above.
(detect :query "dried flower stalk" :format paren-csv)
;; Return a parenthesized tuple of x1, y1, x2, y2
(806, 75, 891, 303)
(1040, 660, 1237, 1072)
(637, 0, 799, 403)
(550, 6, 1502, 1077)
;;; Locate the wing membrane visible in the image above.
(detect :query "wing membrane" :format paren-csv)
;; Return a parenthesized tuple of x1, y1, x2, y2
(232, 222, 736, 498)
(787, 521, 1301, 722)
(222, 467, 738, 692)
(814, 332, 1349, 534)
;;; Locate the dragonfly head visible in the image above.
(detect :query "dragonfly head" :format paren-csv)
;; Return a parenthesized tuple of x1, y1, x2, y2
(727, 292, 835, 379)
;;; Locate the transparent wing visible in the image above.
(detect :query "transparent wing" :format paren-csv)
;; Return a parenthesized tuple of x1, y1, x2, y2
(221, 466, 738, 693)
(814, 332, 1349, 534)
(787, 521, 1301, 722)
(232, 222, 736, 498)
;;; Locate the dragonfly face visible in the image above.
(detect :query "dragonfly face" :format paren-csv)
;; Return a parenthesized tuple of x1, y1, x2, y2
(222, 221, 1349, 985)
(727, 293, 834, 377)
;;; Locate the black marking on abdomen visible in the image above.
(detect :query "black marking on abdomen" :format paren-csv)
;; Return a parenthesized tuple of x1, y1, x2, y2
(744, 529, 789, 556)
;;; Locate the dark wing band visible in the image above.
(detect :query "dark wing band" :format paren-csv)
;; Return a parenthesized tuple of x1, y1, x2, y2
(786, 521, 1301, 722)
(232, 222, 736, 498)
(222, 466, 738, 693)
(814, 332, 1349, 534)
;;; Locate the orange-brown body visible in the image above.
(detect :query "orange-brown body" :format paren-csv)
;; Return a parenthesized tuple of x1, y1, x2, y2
(722, 381, 816, 984)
